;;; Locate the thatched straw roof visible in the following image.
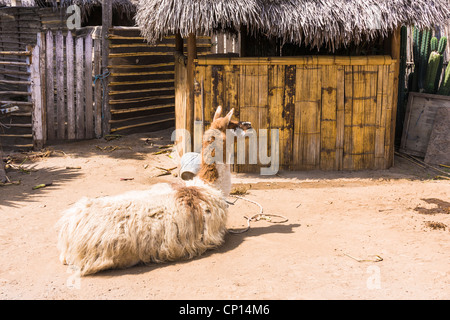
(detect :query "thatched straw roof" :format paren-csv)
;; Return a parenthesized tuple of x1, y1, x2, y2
(0, 0, 135, 11)
(0, 0, 36, 6)
(135, 0, 450, 51)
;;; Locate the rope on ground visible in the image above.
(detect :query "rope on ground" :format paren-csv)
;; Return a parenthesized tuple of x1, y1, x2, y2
(228, 195, 289, 234)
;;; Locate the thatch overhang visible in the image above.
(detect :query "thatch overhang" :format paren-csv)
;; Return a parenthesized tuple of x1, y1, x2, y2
(135, 0, 450, 51)
(0, 0, 135, 15)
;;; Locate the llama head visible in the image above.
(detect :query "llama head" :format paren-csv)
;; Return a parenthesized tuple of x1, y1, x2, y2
(197, 106, 251, 196)
(210, 106, 252, 137)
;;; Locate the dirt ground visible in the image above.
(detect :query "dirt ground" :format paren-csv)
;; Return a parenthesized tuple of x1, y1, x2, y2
(0, 128, 449, 300)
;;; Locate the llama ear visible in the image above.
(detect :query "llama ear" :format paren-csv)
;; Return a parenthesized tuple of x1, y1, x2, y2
(213, 105, 222, 121)
(225, 108, 234, 123)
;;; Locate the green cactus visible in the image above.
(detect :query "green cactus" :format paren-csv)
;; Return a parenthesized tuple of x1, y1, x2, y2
(437, 36, 447, 55)
(437, 64, 450, 96)
(413, 27, 421, 65)
(412, 27, 421, 92)
(431, 37, 438, 52)
(425, 51, 442, 93)
(434, 54, 444, 92)
(418, 29, 431, 91)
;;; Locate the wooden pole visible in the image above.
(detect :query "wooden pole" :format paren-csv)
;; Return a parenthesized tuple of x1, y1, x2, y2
(186, 33, 197, 150)
(29, 42, 44, 150)
(175, 32, 183, 53)
(390, 27, 401, 167)
(102, 0, 112, 136)
(0, 148, 6, 183)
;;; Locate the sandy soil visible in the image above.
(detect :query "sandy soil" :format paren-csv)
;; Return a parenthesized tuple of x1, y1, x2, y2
(0, 128, 449, 300)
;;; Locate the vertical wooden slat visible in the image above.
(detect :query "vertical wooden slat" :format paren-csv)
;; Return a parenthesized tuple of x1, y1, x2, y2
(203, 65, 213, 127)
(30, 40, 43, 150)
(363, 66, 377, 169)
(335, 66, 345, 170)
(343, 65, 353, 170)
(55, 30, 65, 139)
(256, 64, 269, 171)
(66, 31, 75, 140)
(186, 33, 197, 150)
(295, 62, 321, 169)
(211, 65, 224, 112)
(84, 34, 93, 138)
(102, 0, 112, 137)
(374, 65, 388, 169)
(269, 65, 287, 168)
(320, 64, 337, 170)
(75, 36, 85, 139)
(174, 52, 188, 153)
(384, 63, 395, 166)
(281, 65, 295, 170)
(38, 32, 47, 145)
(223, 64, 239, 170)
(351, 66, 365, 170)
(93, 28, 102, 138)
(293, 65, 304, 169)
(236, 64, 259, 172)
(390, 27, 401, 167)
(193, 64, 205, 152)
(45, 30, 54, 140)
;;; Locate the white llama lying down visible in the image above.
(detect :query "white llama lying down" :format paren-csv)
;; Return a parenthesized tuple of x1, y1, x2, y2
(56, 106, 251, 275)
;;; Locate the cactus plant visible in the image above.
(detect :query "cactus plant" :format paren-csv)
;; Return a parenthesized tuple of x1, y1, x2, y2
(410, 29, 448, 95)
(431, 37, 438, 52)
(425, 51, 442, 93)
(418, 29, 431, 91)
(437, 64, 450, 96)
(437, 36, 447, 55)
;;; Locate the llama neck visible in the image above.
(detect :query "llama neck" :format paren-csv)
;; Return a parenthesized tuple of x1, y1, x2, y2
(196, 162, 231, 197)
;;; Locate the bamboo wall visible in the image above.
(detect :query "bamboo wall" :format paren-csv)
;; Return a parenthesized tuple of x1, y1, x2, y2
(107, 28, 211, 133)
(177, 55, 398, 171)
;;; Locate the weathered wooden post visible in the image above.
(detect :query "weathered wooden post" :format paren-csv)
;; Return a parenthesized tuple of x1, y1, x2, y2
(0, 148, 6, 183)
(186, 33, 197, 151)
(102, 0, 112, 136)
(390, 27, 401, 167)
(29, 40, 44, 150)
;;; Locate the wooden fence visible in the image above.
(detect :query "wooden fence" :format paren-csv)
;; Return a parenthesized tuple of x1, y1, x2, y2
(0, 48, 34, 149)
(183, 55, 398, 171)
(42, 28, 101, 141)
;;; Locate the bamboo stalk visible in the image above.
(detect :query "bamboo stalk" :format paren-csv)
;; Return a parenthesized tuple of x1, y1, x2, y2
(0, 62, 28, 66)
(110, 103, 175, 115)
(0, 134, 33, 138)
(110, 70, 174, 77)
(0, 91, 31, 95)
(0, 51, 31, 56)
(109, 111, 174, 124)
(109, 94, 175, 104)
(109, 52, 179, 58)
(109, 86, 175, 96)
(0, 79, 31, 85)
(109, 43, 211, 48)
(0, 100, 32, 106)
(107, 62, 174, 69)
(110, 117, 174, 132)
(108, 79, 174, 86)
(195, 55, 394, 66)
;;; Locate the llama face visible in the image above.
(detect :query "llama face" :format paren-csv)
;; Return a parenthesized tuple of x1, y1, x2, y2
(210, 106, 252, 136)
(198, 106, 252, 192)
